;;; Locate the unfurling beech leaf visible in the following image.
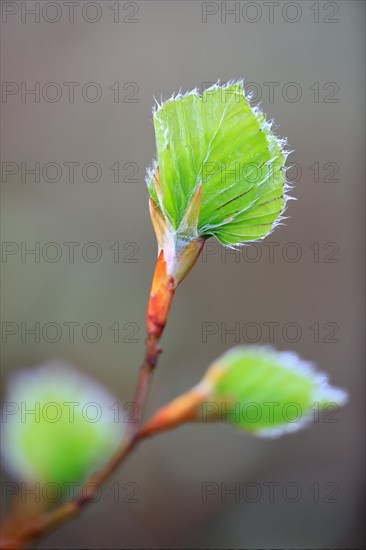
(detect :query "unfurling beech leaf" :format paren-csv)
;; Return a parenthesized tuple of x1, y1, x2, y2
(1, 362, 124, 488)
(201, 346, 347, 436)
(144, 83, 289, 337)
(140, 346, 347, 438)
(146, 81, 289, 268)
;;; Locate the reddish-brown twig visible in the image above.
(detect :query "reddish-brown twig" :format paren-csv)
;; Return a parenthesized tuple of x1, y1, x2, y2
(0, 252, 176, 550)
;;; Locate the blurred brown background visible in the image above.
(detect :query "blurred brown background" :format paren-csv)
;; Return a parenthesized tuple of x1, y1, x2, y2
(1, 1, 365, 548)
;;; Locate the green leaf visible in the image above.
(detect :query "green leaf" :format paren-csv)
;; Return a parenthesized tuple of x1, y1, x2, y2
(201, 346, 347, 437)
(139, 346, 347, 440)
(147, 81, 288, 247)
(1, 362, 124, 488)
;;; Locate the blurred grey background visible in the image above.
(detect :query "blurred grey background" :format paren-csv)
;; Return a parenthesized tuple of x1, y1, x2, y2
(1, 1, 365, 548)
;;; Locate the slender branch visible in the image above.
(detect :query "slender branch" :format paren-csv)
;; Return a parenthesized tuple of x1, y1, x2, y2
(0, 254, 175, 550)
(1, 230, 205, 548)
(0, 431, 146, 550)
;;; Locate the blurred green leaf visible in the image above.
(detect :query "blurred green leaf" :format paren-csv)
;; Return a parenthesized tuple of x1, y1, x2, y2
(1, 362, 124, 488)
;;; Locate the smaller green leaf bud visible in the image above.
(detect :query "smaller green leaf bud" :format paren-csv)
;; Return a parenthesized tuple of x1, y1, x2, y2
(201, 346, 348, 436)
(140, 346, 347, 438)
